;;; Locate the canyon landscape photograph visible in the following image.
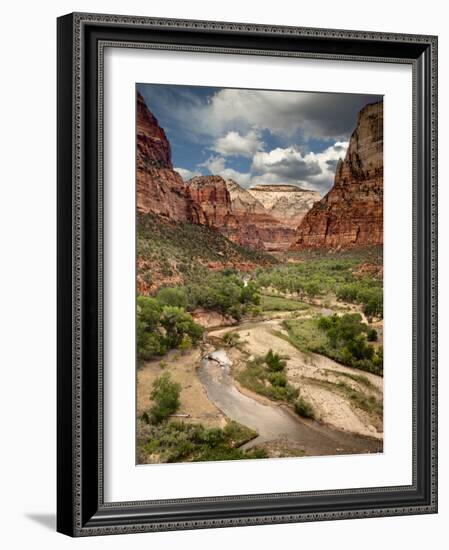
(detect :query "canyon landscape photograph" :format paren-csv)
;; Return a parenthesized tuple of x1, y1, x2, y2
(135, 84, 384, 464)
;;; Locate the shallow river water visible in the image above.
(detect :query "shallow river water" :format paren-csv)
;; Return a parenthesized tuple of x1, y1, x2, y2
(199, 349, 382, 456)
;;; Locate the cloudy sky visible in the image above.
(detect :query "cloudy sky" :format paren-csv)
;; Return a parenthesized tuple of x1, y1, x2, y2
(137, 83, 382, 195)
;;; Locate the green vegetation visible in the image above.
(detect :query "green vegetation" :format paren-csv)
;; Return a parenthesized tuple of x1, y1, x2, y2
(336, 282, 383, 318)
(137, 268, 263, 361)
(149, 373, 181, 423)
(137, 374, 268, 463)
(260, 294, 309, 312)
(137, 296, 203, 362)
(223, 331, 241, 347)
(185, 271, 260, 320)
(282, 313, 383, 376)
(178, 334, 193, 354)
(284, 246, 383, 265)
(137, 418, 267, 463)
(156, 286, 188, 308)
(160, 306, 203, 348)
(254, 252, 383, 318)
(255, 258, 359, 296)
(294, 397, 316, 419)
(137, 212, 274, 287)
(238, 350, 298, 403)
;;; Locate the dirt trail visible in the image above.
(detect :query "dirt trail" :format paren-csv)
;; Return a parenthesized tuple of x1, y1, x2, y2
(209, 316, 383, 440)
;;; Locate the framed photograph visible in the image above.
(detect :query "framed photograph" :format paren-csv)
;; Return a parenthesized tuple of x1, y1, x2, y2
(57, 12, 438, 536)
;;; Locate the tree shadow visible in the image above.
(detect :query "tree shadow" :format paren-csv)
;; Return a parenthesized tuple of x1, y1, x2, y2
(25, 513, 56, 531)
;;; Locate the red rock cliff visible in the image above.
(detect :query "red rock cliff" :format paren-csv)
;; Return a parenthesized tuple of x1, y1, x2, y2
(291, 101, 383, 249)
(137, 92, 204, 223)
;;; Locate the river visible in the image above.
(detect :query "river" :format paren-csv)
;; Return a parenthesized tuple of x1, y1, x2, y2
(199, 349, 382, 456)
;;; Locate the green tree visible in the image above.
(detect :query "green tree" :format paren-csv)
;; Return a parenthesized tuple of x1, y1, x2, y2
(137, 296, 161, 331)
(136, 296, 164, 361)
(160, 306, 203, 348)
(156, 286, 188, 309)
(137, 331, 167, 361)
(150, 373, 181, 423)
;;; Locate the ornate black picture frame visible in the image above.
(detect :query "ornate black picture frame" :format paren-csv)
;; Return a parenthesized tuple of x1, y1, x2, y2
(57, 12, 438, 537)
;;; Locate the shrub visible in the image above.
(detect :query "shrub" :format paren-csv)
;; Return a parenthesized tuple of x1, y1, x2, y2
(137, 419, 265, 463)
(267, 372, 288, 387)
(295, 397, 315, 419)
(265, 349, 287, 372)
(223, 332, 240, 347)
(238, 354, 298, 403)
(150, 373, 181, 423)
(178, 334, 193, 354)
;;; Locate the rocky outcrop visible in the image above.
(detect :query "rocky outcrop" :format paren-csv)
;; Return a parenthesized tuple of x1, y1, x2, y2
(248, 185, 320, 228)
(291, 101, 383, 249)
(187, 175, 236, 229)
(137, 92, 204, 223)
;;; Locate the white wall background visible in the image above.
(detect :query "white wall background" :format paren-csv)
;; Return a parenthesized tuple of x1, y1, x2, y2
(0, 1, 445, 548)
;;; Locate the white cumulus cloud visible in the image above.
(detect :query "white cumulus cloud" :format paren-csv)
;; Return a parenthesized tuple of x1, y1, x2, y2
(252, 147, 321, 179)
(250, 141, 348, 193)
(211, 129, 263, 157)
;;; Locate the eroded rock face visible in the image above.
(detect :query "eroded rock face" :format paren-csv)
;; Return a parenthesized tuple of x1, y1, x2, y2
(137, 92, 204, 223)
(248, 185, 321, 228)
(187, 176, 235, 229)
(291, 101, 383, 249)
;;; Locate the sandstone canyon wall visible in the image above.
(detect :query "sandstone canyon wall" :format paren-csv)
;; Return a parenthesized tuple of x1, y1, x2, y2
(291, 101, 383, 249)
(137, 92, 204, 223)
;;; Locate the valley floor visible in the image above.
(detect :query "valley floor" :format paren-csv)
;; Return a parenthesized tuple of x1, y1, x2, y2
(137, 295, 383, 463)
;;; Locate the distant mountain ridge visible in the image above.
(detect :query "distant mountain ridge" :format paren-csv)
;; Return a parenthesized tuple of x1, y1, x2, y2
(248, 184, 321, 229)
